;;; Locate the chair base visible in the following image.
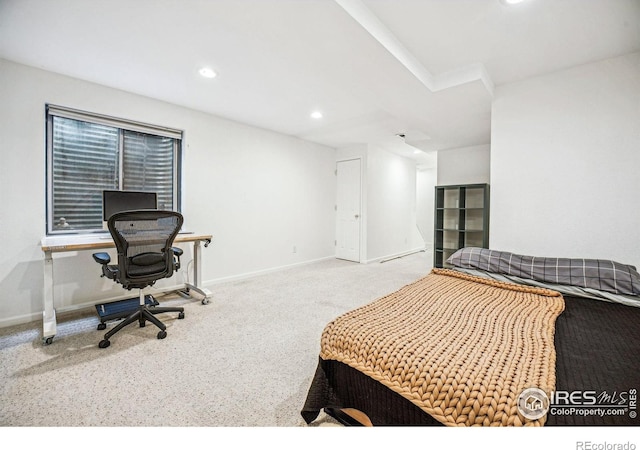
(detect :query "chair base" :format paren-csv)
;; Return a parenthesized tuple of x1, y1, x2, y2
(98, 292, 185, 348)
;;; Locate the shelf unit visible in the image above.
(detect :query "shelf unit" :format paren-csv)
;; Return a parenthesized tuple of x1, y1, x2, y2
(434, 183, 489, 268)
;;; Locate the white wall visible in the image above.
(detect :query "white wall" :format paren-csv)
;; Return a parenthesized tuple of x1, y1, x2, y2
(436, 144, 491, 186)
(490, 52, 640, 268)
(366, 145, 424, 262)
(416, 166, 437, 251)
(0, 59, 337, 327)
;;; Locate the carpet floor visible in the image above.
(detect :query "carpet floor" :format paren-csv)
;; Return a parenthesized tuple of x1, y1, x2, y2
(0, 251, 431, 427)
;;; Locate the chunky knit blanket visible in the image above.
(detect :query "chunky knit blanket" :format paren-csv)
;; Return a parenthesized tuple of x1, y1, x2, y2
(319, 268, 565, 426)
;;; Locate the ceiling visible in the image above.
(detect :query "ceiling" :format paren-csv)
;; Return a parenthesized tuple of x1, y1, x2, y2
(0, 0, 638, 165)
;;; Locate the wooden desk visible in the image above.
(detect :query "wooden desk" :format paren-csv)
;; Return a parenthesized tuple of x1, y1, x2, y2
(40, 232, 213, 344)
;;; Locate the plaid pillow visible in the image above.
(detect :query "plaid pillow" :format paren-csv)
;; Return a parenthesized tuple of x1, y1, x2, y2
(446, 247, 640, 296)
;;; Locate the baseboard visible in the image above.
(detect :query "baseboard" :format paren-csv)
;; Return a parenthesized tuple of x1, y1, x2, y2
(0, 312, 40, 329)
(367, 246, 426, 264)
(204, 255, 335, 287)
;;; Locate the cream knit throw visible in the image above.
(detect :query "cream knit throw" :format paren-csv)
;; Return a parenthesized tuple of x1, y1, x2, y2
(319, 268, 565, 426)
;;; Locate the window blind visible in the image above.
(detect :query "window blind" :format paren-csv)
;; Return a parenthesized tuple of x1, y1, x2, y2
(46, 105, 182, 234)
(51, 117, 119, 231)
(123, 131, 175, 212)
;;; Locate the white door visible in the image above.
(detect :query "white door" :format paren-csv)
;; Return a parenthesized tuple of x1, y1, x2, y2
(335, 159, 361, 262)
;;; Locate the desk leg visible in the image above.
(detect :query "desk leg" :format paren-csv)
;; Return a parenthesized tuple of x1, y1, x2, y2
(184, 239, 212, 305)
(42, 250, 57, 344)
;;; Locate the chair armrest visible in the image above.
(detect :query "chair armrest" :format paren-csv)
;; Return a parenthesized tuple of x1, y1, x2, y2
(92, 252, 111, 265)
(170, 247, 183, 271)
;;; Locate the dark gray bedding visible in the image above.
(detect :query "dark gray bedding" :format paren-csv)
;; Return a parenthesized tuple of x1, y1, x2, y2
(446, 247, 640, 296)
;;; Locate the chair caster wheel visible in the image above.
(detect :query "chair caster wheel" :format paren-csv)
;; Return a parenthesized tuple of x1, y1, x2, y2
(97, 323, 107, 330)
(178, 312, 185, 319)
(99, 339, 111, 348)
(157, 330, 167, 339)
(43, 336, 54, 345)
(139, 320, 146, 328)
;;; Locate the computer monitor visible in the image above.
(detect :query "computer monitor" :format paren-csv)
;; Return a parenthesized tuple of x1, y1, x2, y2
(102, 190, 158, 221)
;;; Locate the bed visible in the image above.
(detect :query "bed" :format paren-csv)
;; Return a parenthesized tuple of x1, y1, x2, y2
(301, 248, 640, 426)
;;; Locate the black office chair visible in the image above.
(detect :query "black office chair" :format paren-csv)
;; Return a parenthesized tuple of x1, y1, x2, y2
(92, 210, 185, 348)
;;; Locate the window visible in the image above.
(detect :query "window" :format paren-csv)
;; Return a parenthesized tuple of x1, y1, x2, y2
(46, 105, 182, 234)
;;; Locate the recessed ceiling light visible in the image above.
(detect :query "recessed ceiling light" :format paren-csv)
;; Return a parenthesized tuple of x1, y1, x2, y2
(413, 150, 422, 154)
(199, 67, 217, 78)
(501, 0, 526, 4)
(310, 111, 323, 119)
